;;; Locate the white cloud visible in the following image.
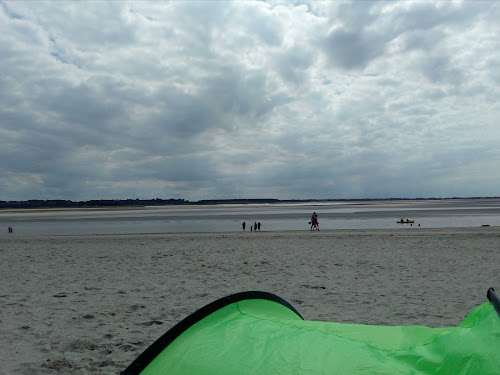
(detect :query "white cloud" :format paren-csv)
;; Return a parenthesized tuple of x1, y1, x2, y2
(0, 1, 499, 201)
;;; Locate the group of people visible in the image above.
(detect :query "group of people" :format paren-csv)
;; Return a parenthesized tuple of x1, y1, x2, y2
(242, 221, 262, 231)
(242, 213, 320, 232)
(7, 226, 13, 233)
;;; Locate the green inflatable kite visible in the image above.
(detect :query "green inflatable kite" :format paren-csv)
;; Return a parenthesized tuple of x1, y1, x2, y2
(123, 288, 500, 374)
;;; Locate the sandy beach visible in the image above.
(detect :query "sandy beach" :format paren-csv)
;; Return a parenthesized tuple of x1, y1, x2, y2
(1, 227, 499, 374)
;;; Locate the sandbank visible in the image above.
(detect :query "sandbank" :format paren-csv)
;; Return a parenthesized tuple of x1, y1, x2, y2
(1, 227, 499, 374)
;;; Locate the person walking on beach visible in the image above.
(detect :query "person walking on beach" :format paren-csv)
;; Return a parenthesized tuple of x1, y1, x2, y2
(254, 222, 258, 231)
(258, 222, 261, 231)
(310, 212, 319, 231)
(242, 222, 246, 231)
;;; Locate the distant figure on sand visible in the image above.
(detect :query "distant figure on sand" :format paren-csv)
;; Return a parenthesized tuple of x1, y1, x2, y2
(310, 212, 319, 231)
(8, 226, 13, 233)
(254, 222, 258, 231)
(242, 222, 246, 231)
(258, 222, 261, 231)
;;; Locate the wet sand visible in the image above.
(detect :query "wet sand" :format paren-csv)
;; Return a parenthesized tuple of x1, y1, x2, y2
(1, 227, 499, 374)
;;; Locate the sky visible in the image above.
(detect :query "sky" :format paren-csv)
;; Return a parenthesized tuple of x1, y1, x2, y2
(1, 1, 499, 201)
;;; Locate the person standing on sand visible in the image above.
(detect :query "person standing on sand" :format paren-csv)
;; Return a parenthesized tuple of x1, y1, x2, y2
(254, 222, 258, 231)
(242, 222, 246, 231)
(258, 222, 261, 231)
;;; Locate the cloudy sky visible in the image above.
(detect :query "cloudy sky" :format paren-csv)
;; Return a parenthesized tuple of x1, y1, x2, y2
(1, 1, 499, 201)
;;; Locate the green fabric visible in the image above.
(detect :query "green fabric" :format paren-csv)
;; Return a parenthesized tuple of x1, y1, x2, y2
(141, 299, 499, 374)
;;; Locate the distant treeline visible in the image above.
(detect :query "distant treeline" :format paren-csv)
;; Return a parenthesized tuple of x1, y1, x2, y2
(0, 198, 188, 209)
(1, 197, 498, 209)
(0, 198, 279, 209)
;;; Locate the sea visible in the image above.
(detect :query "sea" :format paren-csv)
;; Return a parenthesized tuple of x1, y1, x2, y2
(1, 199, 500, 237)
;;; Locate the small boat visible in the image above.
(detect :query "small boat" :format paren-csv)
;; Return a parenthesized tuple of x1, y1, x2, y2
(397, 219, 414, 224)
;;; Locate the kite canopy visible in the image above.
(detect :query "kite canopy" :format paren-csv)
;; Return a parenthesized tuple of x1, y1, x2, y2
(123, 289, 500, 375)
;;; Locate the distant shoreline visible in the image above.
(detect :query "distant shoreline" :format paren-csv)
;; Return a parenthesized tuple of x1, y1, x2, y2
(2, 196, 500, 210)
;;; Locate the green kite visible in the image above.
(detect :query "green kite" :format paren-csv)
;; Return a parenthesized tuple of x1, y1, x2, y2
(123, 288, 500, 374)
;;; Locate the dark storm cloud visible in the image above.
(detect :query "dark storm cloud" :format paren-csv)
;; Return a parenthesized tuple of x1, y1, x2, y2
(319, 1, 477, 71)
(38, 83, 123, 129)
(274, 45, 315, 86)
(323, 28, 387, 70)
(320, 2, 391, 70)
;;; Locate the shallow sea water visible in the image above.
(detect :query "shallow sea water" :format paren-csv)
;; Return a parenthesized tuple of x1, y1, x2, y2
(1, 199, 499, 236)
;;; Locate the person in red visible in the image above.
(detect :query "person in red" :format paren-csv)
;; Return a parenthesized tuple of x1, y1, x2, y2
(310, 212, 319, 231)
